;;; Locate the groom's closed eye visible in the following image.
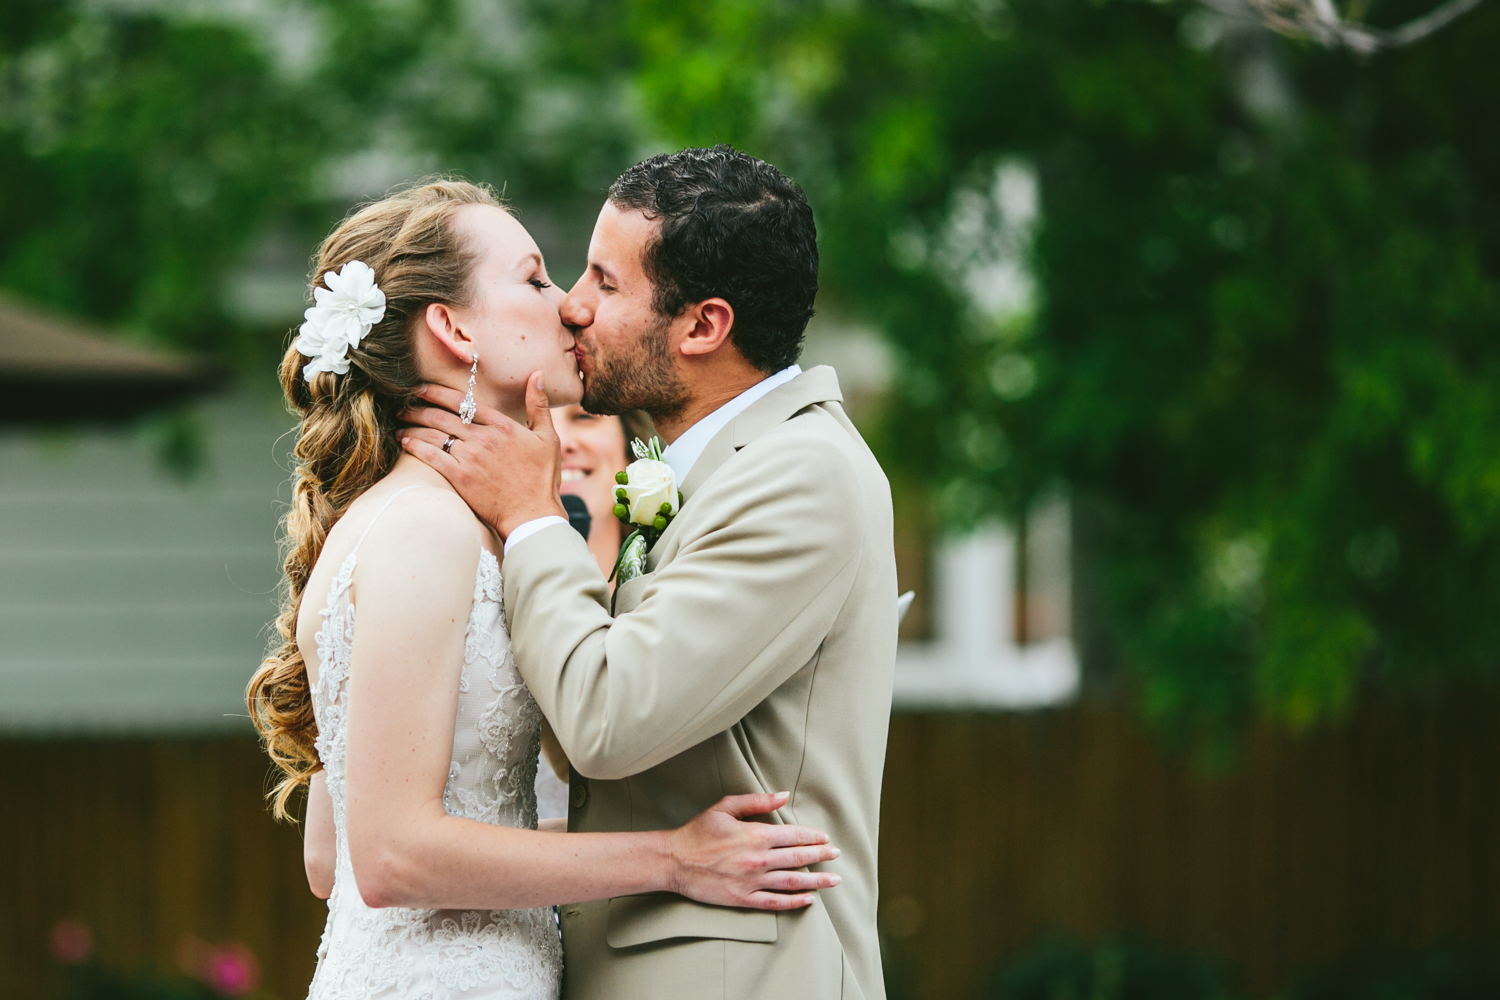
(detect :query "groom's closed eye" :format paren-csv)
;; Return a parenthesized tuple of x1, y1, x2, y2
(589, 263, 620, 293)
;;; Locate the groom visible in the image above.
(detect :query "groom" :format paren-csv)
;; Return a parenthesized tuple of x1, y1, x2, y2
(403, 145, 896, 1000)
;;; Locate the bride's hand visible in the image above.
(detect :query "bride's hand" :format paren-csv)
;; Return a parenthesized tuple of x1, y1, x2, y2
(666, 791, 841, 910)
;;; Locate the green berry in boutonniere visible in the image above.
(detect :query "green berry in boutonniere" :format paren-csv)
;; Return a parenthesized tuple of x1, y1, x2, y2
(609, 437, 681, 583)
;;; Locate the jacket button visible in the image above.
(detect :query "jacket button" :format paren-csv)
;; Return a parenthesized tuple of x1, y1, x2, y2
(570, 780, 589, 809)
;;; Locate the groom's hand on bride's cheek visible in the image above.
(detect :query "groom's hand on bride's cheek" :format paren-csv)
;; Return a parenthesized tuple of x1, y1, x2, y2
(399, 371, 566, 538)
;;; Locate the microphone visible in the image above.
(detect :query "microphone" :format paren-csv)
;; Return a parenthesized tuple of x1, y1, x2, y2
(561, 493, 591, 540)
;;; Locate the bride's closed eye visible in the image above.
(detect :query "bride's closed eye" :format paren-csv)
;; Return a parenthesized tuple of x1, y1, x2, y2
(529, 276, 552, 290)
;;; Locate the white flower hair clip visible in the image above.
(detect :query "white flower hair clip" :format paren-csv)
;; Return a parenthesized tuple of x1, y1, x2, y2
(294, 260, 387, 378)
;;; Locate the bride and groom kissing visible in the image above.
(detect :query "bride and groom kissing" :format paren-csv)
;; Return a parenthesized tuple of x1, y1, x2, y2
(247, 145, 897, 1000)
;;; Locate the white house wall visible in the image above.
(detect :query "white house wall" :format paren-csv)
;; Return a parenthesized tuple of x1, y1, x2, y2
(893, 517, 1080, 710)
(0, 393, 290, 734)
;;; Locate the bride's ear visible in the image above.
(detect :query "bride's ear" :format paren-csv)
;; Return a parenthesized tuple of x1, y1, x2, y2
(422, 302, 478, 364)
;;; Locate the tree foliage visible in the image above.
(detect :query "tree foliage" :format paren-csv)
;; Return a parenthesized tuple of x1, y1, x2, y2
(0, 0, 636, 367)
(0, 2, 312, 357)
(2, 0, 1496, 745)
(619, 0, 1500, 746)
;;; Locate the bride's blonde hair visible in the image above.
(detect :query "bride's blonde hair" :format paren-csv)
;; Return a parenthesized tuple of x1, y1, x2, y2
(248, 179, 500, 820)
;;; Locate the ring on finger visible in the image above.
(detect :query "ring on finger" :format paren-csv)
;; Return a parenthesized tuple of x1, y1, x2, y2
(442, 435, 457, 454)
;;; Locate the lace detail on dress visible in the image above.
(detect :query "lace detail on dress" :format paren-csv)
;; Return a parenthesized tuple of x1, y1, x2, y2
(306, 530, 560, 1000)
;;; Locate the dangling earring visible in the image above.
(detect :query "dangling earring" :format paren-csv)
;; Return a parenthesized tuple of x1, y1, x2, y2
(459, 353, 479, 424)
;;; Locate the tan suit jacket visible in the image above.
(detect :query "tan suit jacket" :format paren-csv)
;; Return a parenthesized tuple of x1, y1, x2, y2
(502, 366, 896, 1000)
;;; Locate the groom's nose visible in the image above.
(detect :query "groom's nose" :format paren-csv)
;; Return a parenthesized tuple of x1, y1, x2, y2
(559, 285, 593, 329)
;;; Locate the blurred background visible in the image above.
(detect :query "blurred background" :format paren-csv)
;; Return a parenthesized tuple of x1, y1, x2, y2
(1, 0, 1497, 997)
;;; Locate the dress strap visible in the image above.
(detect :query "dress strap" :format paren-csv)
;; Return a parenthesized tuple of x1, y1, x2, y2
(349, 485, 439, 556)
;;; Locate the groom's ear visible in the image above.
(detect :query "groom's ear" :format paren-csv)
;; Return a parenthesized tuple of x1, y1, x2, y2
(676, 298, 736, 358)
(423, 302, 479, 364)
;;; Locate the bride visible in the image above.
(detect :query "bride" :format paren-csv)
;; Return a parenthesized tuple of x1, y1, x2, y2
(246, 180, 841, 1000)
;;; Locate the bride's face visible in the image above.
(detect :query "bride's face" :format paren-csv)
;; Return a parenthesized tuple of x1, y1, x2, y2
(442, 204, 583, 408)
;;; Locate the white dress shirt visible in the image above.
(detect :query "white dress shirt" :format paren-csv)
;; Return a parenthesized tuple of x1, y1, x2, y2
(660, 364, 800, 484)
(503, 365, 801, 555)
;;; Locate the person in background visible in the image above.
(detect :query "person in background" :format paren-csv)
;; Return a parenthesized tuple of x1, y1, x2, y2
(552, 406, 653, 582)
(535, 406, 653, 821)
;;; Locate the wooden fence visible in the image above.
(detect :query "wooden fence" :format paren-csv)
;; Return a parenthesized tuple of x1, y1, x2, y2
(0, 740, 325, 998)
(3, 695, 1498, 998)
(880, 696, 1500, 997)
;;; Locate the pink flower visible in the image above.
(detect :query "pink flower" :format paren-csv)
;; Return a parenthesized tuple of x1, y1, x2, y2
(49, 919, 94, 964)
(203, 943, 260, 997)
(177, 937, 261, 997)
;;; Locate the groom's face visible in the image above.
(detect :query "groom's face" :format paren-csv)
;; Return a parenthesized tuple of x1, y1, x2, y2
(561, 202, 688, 419)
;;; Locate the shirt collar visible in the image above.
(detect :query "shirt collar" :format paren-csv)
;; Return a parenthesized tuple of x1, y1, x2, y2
(662, 365, 802, 485)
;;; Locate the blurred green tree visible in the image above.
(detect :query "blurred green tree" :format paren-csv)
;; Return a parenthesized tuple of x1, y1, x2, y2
(0, 0, 637, 370)
(0, 1, 315, 363)
(620, 0, 1500, 752)
(4, 0, 1496, 750)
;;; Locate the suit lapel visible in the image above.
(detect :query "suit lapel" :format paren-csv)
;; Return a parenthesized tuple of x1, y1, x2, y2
(645, 367, 844, 574)
(679, 366, 844, 499)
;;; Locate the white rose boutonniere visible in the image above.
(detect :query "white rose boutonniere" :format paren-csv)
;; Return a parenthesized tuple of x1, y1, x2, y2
(610, 437, 683, 583)
(618, 459, 679, 527)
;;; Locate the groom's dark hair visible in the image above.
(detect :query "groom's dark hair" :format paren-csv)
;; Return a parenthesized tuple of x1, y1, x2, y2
(607, 145, 818, 373)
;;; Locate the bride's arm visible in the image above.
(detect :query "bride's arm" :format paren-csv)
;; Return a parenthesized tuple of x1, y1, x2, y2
(304, 772, 335, 899)
(343, 490, 838, 912)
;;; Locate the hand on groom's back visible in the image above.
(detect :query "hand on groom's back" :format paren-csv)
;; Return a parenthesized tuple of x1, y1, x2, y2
(400, 371, 567, 538)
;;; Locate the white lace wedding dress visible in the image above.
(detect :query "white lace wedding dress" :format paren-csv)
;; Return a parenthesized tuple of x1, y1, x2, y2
(305, 486, 563, 999)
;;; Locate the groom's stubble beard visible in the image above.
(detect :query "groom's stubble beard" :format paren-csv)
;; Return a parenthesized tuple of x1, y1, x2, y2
(578, 312, 689, 424)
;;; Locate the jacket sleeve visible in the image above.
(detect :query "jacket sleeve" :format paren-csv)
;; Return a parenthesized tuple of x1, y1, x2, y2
(501, 430, 864, 780)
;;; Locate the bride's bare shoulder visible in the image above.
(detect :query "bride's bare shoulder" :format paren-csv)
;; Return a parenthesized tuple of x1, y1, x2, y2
(343, 476, 494, 565)
(297, 475, 490, 662)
